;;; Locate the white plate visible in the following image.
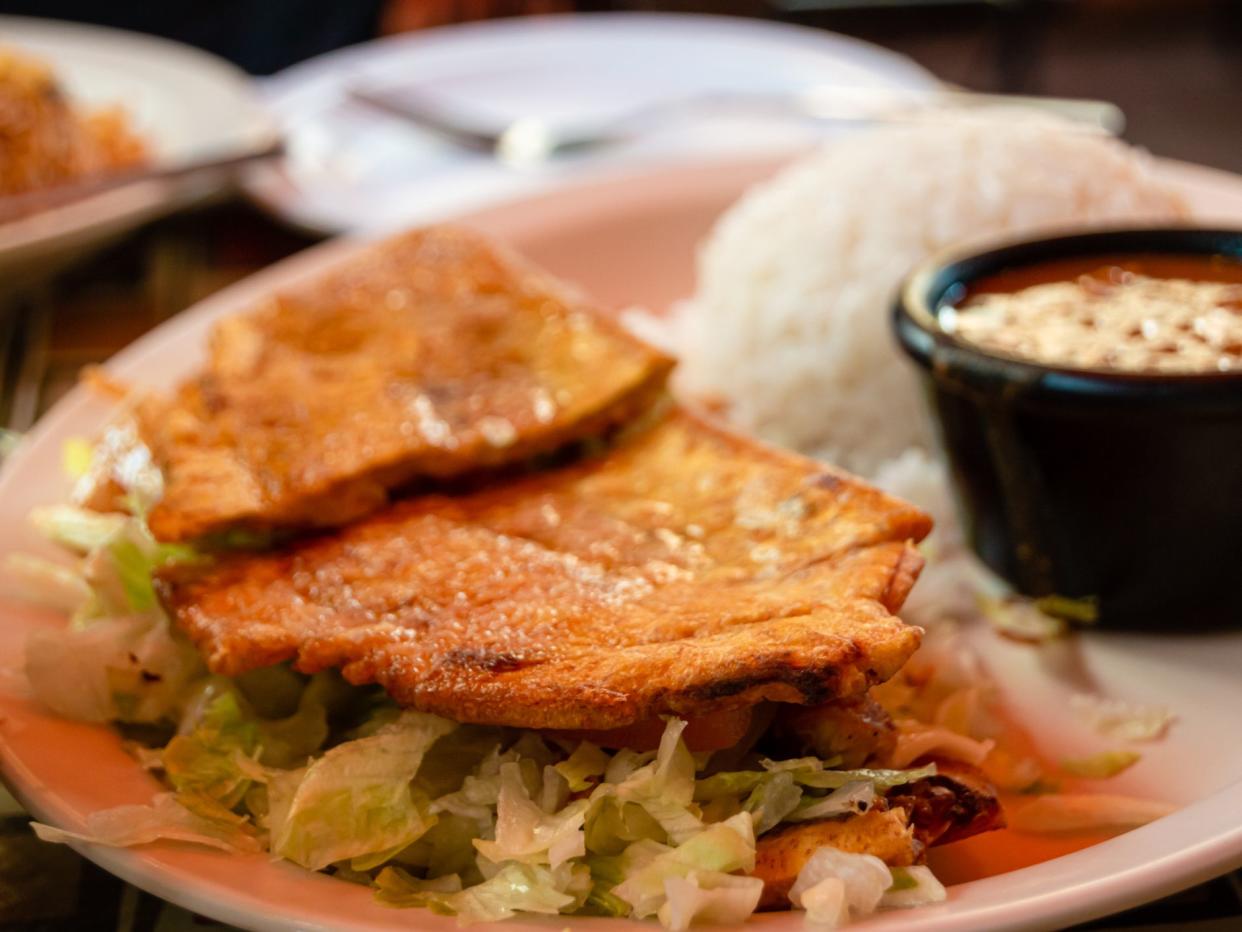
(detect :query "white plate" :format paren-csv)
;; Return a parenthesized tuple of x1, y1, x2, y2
(0, 17, 278, 286)
(1, 156, 1242, 931)
(244, 12, 937, 235)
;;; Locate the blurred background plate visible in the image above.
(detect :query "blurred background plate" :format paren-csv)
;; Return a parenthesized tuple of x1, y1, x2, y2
(243, 12, 937, 234)
(0, 16, 278, 287)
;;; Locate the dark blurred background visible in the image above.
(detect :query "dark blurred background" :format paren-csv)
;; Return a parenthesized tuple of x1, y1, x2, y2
(1, 0, 1240, 170)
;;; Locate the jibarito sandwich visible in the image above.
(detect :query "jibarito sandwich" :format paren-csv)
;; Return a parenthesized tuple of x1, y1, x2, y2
(23, 227, 1002, 929)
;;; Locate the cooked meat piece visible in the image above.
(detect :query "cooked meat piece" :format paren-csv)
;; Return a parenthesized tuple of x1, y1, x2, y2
(158, 409, 931, 731)
(753, 760, 1003, 910)
(754, 808, 920, 910)
(106, 227, 673, 542)
(887, 759, 1006, 847)
(779, 694, 897, 768)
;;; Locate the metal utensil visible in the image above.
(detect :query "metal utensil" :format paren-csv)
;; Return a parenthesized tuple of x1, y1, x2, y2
(348, 85, 1125, 166)
(0, 141, 285, 224)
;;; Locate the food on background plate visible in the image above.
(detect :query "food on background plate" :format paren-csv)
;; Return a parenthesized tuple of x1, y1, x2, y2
(16, 226, 1012, 929)
(943, 253, 1242, 374)
(0, 47, 146, 202)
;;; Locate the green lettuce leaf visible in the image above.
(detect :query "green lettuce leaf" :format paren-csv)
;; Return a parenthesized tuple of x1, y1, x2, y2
(554, 741, 609, 792)
(373, 865, 463, 909)
(271, 711, 454, 870)
(657, 871, 764, 931)
(592, 719, 703, 845)
(396, 862, 582, 923)
(31, 792, 260, 853)
(612, 812, 756, 919)
(163, 688, 259, 807)
(473, 761, 589, 869)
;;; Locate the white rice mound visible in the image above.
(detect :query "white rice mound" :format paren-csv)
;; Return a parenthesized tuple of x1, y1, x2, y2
(655, 118, 1190, 481)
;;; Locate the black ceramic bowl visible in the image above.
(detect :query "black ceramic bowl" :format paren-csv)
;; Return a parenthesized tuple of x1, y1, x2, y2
(894, 228, 1242, 630)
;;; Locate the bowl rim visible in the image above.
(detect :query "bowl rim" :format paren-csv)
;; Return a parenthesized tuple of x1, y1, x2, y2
(895, 224, 1242, 397)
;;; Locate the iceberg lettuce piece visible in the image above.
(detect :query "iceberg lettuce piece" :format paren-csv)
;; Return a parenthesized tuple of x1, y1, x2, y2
(744, 770, 802, 834)
(29, 505, 126, 556)
(31, 792, 260, 853)
(585, 797, 667, 856)
(695, 760, 933, 817)
(657, 871, 763, 932)
(612, 812, 755, 919)
(373, 866, 464, 908)
(3, 553, 92, 615)
(594, 719, 703, 845)
(880, 866, 947, 909)
(1060, 750, 1140, 779)
(786, 781, 875, 823)
(416, 862, 582, 923)
(789, 847, 891, 926)
(554, 741, 609, 792)
(26, 614, 203, 724)
(473, 761, 589, 869)
(163, 689, 259, 807)
(791, 763, 938, 792)
(271, 711, 454, 871)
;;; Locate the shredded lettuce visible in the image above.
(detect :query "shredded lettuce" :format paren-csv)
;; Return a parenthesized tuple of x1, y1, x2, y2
(162, 688, 260, 807)
(26, 614, 202, 724)
(18, 507, 206, 724)
(612, 812, 755, 919)
(3, 553, 92, 615)
(1060, 750, 1140, 779)
(29, 505, 127, 555)
(798, 875, 849, 927)
(554, 741, 609, 792)
(1069, 693, 1175, 743)
(694, 761, 933, 838)
(1034, 594, 1099, 625)
(790, 763, 937, 792)
(880, 866, 947, 909)
(591, 718, 704, 846)
(657, 871, 764, 932)
(789, 847, 891, 927)
(270, 711, 454, 870)
(786, 781, 876, 823)
(744, 770, 802, 833)
(373, 866, 463, 908)
(474, 761, 589, 869)
(386, 861, 587, 923)
(31, 792, 260, 853)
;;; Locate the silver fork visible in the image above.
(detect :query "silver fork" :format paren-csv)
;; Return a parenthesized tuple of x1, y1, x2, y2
(347, 85, 1125, 166)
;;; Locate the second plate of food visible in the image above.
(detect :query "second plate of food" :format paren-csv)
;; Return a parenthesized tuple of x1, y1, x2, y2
(0, 16, 277, 285)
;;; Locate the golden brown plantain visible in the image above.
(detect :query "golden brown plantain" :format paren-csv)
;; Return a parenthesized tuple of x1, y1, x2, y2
(87, 226, 674, 542)
(158, 409, 931, 731)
